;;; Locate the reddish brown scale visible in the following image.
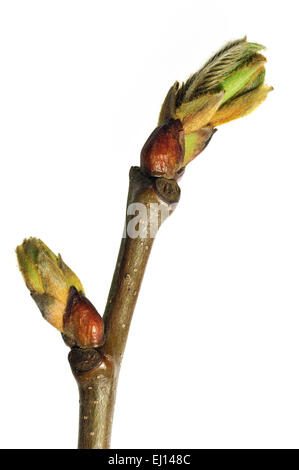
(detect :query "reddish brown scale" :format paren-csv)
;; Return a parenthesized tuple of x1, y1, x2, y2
(64, 286, 105, 349)
(140, 118, 185, 179)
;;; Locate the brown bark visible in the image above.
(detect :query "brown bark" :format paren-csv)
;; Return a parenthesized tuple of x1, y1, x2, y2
(69, 166, 180, 448)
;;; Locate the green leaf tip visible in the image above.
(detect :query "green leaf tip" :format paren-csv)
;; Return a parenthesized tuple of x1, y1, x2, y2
(156, 37, 272, 170)
(174, 37, 266, 105)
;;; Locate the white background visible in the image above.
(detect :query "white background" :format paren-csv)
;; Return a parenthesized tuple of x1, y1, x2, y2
(0, 0, 298, 449)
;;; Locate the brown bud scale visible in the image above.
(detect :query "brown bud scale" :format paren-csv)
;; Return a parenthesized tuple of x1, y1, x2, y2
(140, 118, 185, 179)
(63, 286, 105, 349)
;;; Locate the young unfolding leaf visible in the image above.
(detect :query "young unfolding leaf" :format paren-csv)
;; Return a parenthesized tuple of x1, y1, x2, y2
(175, 91, 224, 134)
(175, 37, 265, 104)
(209, 84, 272, 127)
(143, 37, 272, 177)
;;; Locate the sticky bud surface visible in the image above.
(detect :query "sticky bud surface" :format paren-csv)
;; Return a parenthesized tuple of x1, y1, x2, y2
(63, 286, 105, 349)
(140, 118, 185, 179)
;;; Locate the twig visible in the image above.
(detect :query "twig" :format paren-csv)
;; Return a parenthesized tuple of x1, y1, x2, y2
(17, 38, 272, 448)
(69, 166, 180, 448)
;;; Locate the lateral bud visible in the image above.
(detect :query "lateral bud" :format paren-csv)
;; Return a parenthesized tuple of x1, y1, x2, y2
(63, 286, 105, 349)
